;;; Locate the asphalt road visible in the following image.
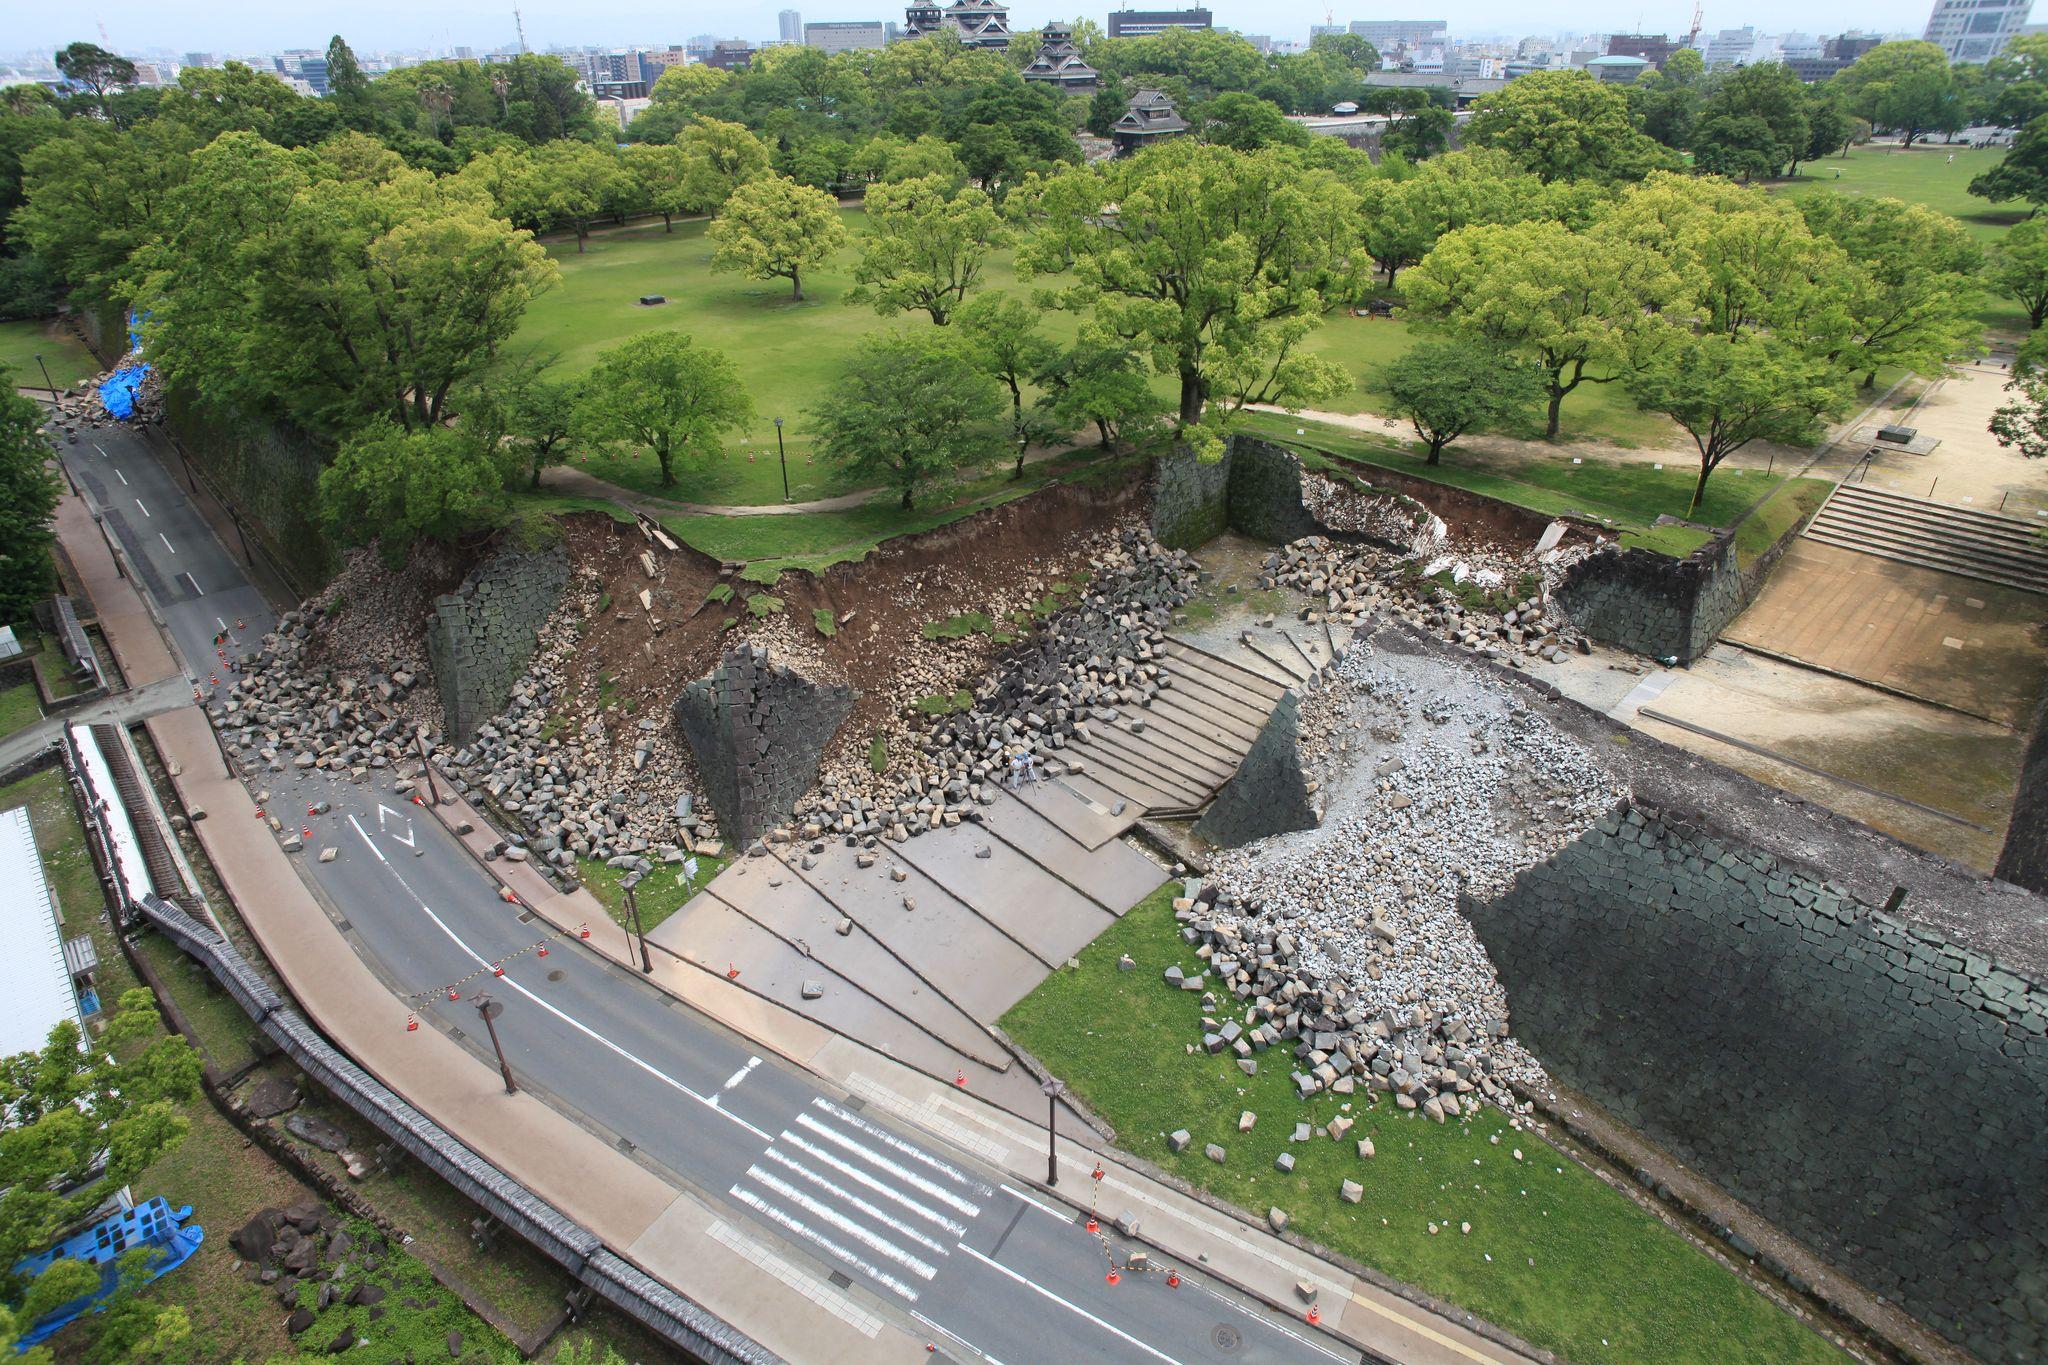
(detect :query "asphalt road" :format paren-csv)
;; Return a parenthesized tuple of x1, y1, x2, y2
(60, 418, 1364, 1365)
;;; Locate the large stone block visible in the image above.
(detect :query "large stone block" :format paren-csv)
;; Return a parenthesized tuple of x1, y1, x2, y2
(671, 644, 854, 844)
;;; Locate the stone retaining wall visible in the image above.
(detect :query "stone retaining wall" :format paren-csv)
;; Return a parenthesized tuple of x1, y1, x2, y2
(1465, 803, 2048, 1363)
(163, 390, 337, 590)
(1149, 435, 1337, 549)
(1193, 690, 1319, 847)
(426, 542, 571, 741)
(671, 645, 854, 846)
(1998, 693, 2048, 894)
(1552, 537, 1741, 663)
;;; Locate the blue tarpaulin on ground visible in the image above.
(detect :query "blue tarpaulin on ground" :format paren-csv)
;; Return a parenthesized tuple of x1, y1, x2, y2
(97, 364, 149, 421)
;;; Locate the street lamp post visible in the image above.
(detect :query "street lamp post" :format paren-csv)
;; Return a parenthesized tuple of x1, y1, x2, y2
(774, 417, 790, 502)
(34, 354, 57, 398)
(473, 994, 517, 1094)
(1040, 1077, 1062, 1187)
(622, 876, 654, 974)
(415, 730, 442, 806)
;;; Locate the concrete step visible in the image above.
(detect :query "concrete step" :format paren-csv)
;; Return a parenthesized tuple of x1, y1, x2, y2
(1810, 500, 2048, 572)
(1807, 483, 2048, 594)
(1165, 640, 1294, 699)
(1062, 740, 1208, 812)
(1008, 773, 1141, 850)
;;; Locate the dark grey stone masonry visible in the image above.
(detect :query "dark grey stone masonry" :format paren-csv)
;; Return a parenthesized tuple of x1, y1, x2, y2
(426, 543, 570, 740)
(1193, 690, 1319, 848)
(1998, 692, 2048, 894)
(1552, 537, 1743, 664)
(671, 644, 854, 845)
(1466, 803, 2048, 1363)
(1149, 435, 1343, 550)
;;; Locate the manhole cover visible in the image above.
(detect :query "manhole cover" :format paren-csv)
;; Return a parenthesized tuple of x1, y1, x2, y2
(547, 970, 565, 982)
(1210, 1323, 1242, 1353)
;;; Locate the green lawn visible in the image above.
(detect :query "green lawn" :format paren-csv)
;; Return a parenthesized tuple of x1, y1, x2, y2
(1003, 885, 1843, 1365)
(0, 316, 98, 390)
(1244, 411, 1835, 546)
(0, 676, 41, 740)
(580, 848, 734, 934)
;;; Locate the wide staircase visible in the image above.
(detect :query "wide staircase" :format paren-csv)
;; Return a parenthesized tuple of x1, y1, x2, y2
(1804, 482, 2048, 595)
(1060, 624, 1342, 817)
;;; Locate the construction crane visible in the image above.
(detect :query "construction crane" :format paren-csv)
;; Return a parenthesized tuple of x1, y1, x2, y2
(1686, 0, 1704, 49)
(513, 3, 529, 54)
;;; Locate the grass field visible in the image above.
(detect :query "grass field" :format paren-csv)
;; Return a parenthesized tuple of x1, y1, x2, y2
(0, 316, 98, 390)
(1003, 885, 1843, 1365)
(1776, 143, 2035, 335)
(0, 677, 40, 739)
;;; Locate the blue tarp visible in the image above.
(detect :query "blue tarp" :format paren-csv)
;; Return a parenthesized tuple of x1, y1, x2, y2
(97, 364, 149, 422)
(12, 1196, 204, 1351)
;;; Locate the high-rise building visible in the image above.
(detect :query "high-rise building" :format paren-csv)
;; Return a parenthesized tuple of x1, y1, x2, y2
(805, 19, 888, 51)
(780, 9, 805, 42)
(1606, 33, 1676, 67)
(1700, 26, 1776, 67)
(1925, 0, 2034, 62)
(277, 50, 330, 94)
(1346, 19, 1448, 50)
(180, 52, 217, 70)
(1106, 8, 1213, 38)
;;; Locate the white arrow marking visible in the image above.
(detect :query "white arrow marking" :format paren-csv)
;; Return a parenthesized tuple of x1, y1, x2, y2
(376, 803, 415, 847)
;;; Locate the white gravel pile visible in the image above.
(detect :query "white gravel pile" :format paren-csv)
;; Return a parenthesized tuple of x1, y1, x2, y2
(1203, 632, 1626, 1115)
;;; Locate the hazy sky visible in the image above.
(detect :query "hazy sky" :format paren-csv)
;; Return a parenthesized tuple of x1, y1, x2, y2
(8, 0, 1942, 59)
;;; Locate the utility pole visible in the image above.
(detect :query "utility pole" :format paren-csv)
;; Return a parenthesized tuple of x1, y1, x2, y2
(1040, 1077, 1062, 1186)
(774, 417, 790, 502)
(34, 354, 56, 398)
(622, 876, 654, 973)
(415, 730, 442, 806)
(474, 994, 517, 1094)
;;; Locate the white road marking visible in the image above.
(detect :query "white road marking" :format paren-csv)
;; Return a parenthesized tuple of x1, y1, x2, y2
(720, 1056, 760, 1092)
(182, 572, 205, 597)
(911, 1311, 1007, 1365)
(115, 469, 128, 486)
(795, 1114, 982, 1218)
(1183, 1280, 1354, 1364)
(735, 1168, 938, 1279)
(93, 443, 107, 457)
(748, 1158, 951, 1258)
(954, 1241, 1187, 1365)
(159, 533, 176, 554)
(728, 1187, 922, 1301)
(811, 1097, 991, 1193)
(215, 616, 227, 631)
(1000, 1183, 1074, 1223)
(342, 812, 768, 1139)
(135, 497, 149, 517)
(376, 803, 415, 847)
(775, 1131, 968, 1236)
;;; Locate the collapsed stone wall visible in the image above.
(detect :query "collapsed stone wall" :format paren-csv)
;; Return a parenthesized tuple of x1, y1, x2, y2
(1149, 435, 1326, 549)
(1997, 692, 2048, 893)
(1465, 803, 2048, 1363)
(673, 644, 855, 846)
(1552, 537, 1744, 663)
(1192, 690, 1320, 848)
(164, 389, 338, 590)
(426, 542, 571, 741)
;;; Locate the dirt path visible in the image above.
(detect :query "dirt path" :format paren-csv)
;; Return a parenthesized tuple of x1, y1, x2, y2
(1249, 403, 1814, 471)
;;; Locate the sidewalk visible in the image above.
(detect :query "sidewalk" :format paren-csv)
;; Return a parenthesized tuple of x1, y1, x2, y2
(420, 791, 1532, 1365)
(0, 675, 194, 773)
(53, 490, 180, 688)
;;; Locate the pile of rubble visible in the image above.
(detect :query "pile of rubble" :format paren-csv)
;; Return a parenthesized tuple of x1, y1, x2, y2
(216, 608, 438, 782)
(1261, 531, 1597, 666)
(1185, 631, 1625, 1118)
(228, 1202, 402, 1347)
(1298, 471, 1445, 555)
(783, 528, 1198, 844)
(444, 571, 719, 876)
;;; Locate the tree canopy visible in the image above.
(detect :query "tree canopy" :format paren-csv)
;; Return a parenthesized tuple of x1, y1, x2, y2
(1834, 41, 1959, 147)
(1379, 340, 1546, 464)
(848, 174, 1007, 324)
(1463, 70, 1675, 184)
(808, 330, 1007, 507)
(0, 378, 59, 622)
(707, 175, 849, 301)
(576, 331, 753, 488)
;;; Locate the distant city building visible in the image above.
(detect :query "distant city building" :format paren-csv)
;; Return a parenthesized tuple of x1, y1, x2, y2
(1786, 56, 1849, 80)
(1606, 33, 1677, 67)
(1243, 33, 1274, 53)
(584, 48, 672, 101)
(1585, 53, 1649, 83)
(1776, 31, 1825, 58)
(902, 0, 1012, 48)
(1021, 21, 1100, 91)
(180, 52, 217, 70)
(1106, 8, 1214, 38)
(1347, 19, 1449, 51)
(1112, 88, 1189, 154)
(1700, 26, 1777, 67)
(780, 9, 804, 42)
(1828, 32, 1886, 61)
(1925, 0, 2034, 61)
(806, 19, 888, 51)
(277, 49, 329, 95)
(707, 40, 757, 69)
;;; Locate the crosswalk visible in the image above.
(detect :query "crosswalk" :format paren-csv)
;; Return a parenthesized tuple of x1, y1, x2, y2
(729, 1097, 995, 1304)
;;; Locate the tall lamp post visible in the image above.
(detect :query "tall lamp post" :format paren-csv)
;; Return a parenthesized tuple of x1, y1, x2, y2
(1040, 1077, 1063, 1187)
(474, 994, 517, 1094)
(34, 354, 57, 398)
(774, 417, 790, 502)
(621, 874, 654, 974)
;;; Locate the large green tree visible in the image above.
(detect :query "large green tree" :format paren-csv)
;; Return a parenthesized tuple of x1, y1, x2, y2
(0, 378, 59, 623)
(1359, 148, 1546, 287)
(1462, 69, 1673, 184)
(1834, 41, 1958, 147)
(1992, 217, 2048, 328)
(1018, 140, 1353, 442)
(1970, 114, 2048, 209)
(317, 422, 513, 559)
(848, 174, 1006, 324)
(808, 330, 1006, 507)
(14, 118, 200, 300)
(707, 174, 848, 301)
(1693, 62, 1812, 179)
(1799, 193, 1982, 385)
(577, 332, 753, 487)
(1034, 340, 1164, 452)
(53, 43, 135, 119)
(1629, 330, 1851, 514)
(957, 292, 1059, 471)
(1379, 340, 1547, 464)
(1403, 218, 1685, 438)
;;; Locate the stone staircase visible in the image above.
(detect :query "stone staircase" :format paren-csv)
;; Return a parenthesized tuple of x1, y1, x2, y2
(1805, 483, 2048, 595)
(1060, 624, 1343, 817)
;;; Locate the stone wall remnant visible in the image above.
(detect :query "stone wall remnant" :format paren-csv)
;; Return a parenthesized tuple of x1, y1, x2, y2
(673, 644, 855, 846)
(1193, 690, 1320, 847)
(425, 542, 571, 740)
(1465, 803, 2048, 1363)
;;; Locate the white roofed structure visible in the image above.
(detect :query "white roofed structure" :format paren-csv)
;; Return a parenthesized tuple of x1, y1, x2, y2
(0, 806, 86, 1059)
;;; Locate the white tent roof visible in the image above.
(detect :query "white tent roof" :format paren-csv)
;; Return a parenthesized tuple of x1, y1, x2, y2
(0, 806, 85, 1059)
